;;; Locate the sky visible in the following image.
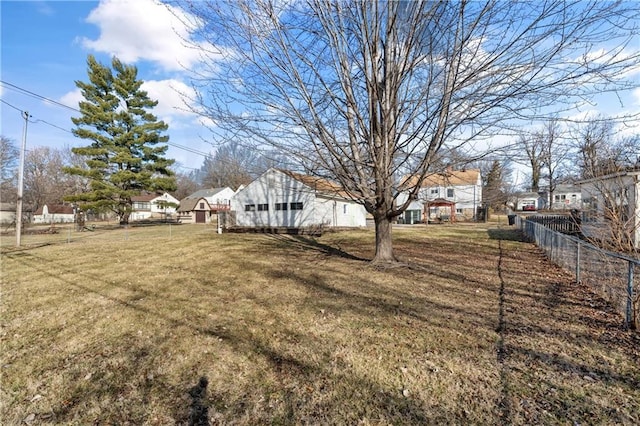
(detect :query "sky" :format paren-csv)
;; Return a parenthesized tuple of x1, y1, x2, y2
(1, 0, 214, 173)
(1, 0, 639, 184)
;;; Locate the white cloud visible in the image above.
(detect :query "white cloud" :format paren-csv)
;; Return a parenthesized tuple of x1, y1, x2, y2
(59, 89, 84, 110)
(633, 87, 640, 106)
(142, 79, 197, 120)
(80, 0, 202, 71)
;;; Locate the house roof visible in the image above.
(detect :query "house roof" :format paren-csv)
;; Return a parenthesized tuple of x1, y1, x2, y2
(403, 169, 481, 188)
(34, 204, 74, 215)
(426, 198, 456, 206)
(577, 167, 640, 184)
(518, 192, 541, 199)
(177, 197, 211, 212)
(554, 184, 580, 193)
(186, 188, 230, 199)
(131, 194, 157, 202)
(277, 169, 353, 199)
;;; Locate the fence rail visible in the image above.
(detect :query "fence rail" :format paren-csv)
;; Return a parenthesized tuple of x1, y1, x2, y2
(514, 215, 639, 329)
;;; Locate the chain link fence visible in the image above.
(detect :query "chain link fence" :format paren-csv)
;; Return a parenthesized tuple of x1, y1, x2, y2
(514, 215, 638, 329)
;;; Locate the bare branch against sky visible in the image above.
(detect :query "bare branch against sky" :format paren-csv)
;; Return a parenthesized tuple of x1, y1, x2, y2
(176, 0, 640, 262)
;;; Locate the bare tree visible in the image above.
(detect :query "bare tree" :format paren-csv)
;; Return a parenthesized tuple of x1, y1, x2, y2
(199, 141, 262, 190)
(0, 136, 19, 203)
(516, 132, 544, 193)
(172, 169, 200, 200)
(540, 120, 572, 208)
(570, 117, 640, 179)
(178, 0, 640, 263)
(24, 147, 70, 212)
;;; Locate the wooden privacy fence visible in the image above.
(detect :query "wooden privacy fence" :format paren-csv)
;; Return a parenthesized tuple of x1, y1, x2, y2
(514, 215, 639, 330)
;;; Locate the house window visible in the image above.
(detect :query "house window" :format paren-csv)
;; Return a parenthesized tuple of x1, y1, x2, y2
(275, 203, 288, 211)
(258, 203, 269, 211)
(199, 202, 205, 209)
(343, 204, 347, 214)
(430, 188, 439, 195)
(290, 202, 304, 210)
(245, 204, 256, 212)
(133, 202, 150, 210)
(456, 208, 463, 214)
(447, 188, 454, 198)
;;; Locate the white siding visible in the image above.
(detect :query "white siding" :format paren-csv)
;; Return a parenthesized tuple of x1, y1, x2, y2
(580, 174, 640, 249)
(232, 169, 366, 227)
(33, 205, 75, 224)
(313, 197, 367, 227)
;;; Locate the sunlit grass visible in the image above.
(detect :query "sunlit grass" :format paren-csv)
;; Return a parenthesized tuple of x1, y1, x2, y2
(1, 223, 638, 424)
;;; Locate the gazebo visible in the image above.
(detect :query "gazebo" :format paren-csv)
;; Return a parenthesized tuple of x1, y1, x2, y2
(424, 198, 456, 223)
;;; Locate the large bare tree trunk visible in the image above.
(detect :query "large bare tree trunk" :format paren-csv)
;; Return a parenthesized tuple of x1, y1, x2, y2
(372, 214, 397, 264)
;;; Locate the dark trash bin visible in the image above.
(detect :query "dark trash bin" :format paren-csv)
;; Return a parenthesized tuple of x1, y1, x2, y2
(507, 214, 516, 226)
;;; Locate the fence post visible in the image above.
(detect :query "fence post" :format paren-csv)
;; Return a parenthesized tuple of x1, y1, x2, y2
(627, 261, 635, 329)
(575, 241, 581, 284)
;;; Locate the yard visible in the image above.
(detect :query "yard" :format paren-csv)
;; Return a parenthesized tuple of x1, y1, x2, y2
(1, 222, 639, 424)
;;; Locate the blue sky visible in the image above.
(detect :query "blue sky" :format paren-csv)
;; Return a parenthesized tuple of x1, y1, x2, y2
(1, 0, 213, 172)
(1, 0, 639, 180)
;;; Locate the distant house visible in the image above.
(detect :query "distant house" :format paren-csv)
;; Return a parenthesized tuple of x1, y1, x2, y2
(131, 192, 180, 221)
(579, 169, 640, 249)
(549, 184, 582, 210)
(515, 192, 544, 211)
(398, 168, 482, 223)
(176, 197, 214, 224)
(231, 168, 367, 228)
(33, 204, 75, 224)
(182, 187, 234, 212)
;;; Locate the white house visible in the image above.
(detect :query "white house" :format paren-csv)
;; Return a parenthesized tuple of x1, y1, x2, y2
(398, 168, 482, 223)
(579, 169, 640, 250)
(231, 168, 367, 228)
(33, 204, 75, 224)
(549, 184, 582, 210)
(183, 187, 234, 211)
(130, 192, 180, 221)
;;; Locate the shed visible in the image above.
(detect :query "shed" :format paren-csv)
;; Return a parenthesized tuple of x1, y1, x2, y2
(177, 197, 213, 224)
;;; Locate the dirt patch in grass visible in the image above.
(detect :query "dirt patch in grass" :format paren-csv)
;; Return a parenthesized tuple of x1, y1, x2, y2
(1, 224, 638, 424)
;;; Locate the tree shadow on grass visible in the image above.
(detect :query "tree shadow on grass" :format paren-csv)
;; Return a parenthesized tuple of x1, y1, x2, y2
(187, 376, 209, 426)
(264, 233, 370, 262)
(487, 228, 524, 242)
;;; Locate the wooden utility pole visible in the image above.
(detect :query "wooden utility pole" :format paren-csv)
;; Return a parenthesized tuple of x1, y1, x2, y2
(16, 110, 29, 247)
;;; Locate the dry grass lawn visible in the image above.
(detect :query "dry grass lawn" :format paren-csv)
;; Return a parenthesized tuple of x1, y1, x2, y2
(1, 222, 639, 424)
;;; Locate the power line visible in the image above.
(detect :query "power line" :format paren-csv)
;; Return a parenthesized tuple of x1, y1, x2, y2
(0, 98, 25, 113)
(30, 118, 74, 134)
(1, 80, 213, 159)
(0, 80, 80, 112)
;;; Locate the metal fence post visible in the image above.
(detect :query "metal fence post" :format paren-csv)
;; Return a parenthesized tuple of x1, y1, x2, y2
(575, 241, 581, 284)
(627, 261, 635, 329)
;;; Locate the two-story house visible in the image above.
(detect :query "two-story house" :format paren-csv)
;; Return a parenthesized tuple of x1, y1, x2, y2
(398, 168, 482, 223)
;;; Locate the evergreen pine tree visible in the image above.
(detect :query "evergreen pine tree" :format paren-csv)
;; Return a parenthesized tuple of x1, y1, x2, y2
(64, 55, 176, 224)
(484, 160, 506, 210)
